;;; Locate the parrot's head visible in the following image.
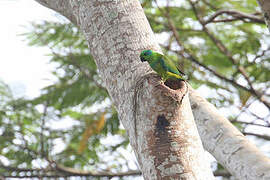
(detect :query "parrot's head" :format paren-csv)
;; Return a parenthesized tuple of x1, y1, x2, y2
(140, 49, 153, 62)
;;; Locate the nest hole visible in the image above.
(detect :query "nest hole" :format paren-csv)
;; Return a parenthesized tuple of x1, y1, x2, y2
(164, 79, 185, 90)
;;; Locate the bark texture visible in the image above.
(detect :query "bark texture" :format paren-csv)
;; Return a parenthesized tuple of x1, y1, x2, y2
(189, 87, 270, 180)
(34, 0, 270, 179)
(134, 77, 214, 179)
(257, 0, 270, 32)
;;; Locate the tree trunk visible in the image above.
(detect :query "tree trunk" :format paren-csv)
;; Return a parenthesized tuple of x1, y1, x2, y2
(257, 0, 270, 32)
(34, 0, 214, 179)
(34, 0, 270, 179)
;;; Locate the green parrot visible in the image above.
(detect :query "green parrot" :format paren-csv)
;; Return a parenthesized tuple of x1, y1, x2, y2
(140, 49, 186, 81)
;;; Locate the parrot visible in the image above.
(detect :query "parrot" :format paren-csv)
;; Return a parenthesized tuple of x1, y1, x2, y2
(140, 49, 186, 81)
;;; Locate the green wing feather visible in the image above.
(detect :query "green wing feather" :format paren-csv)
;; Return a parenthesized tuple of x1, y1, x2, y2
(156, 53, 185, 76)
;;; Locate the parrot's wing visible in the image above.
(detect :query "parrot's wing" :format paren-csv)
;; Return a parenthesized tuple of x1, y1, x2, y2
(157, 53, 183, 75)
(164, 55, 186, 76)
(176, 65, 186, 76)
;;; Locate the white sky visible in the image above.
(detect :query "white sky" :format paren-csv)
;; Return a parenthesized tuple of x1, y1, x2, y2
(0, 0, 59, 97)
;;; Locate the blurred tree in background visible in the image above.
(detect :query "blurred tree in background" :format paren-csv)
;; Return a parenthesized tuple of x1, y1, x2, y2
(0, 0, 269, 179)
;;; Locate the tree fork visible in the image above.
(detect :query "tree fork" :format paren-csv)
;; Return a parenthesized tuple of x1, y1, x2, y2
(34, 0, 214, 179)
(34, 0, 270, 179)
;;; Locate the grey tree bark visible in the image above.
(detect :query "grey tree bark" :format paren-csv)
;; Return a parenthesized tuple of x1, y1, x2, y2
(257, 0, 270, 32)
(189, 87, 270, 180)
(34, 0, 270, 179)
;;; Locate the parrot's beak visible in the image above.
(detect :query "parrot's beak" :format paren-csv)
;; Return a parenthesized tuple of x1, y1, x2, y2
(140, 56, 146, 62)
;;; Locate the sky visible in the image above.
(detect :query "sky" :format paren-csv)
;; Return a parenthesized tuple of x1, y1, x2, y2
(0, 0, 58, 98)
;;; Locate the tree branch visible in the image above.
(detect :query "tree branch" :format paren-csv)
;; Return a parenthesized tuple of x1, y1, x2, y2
(34, 0, 78, 24)
(189, 87, 270, 180)
(231, 119, 270, 128)
(213, 169, 231, 177)
(1, 166, 141, 179)
(243, 132, 270, 141)
(189, 0, 270, 109)
(204, 9, 264, 25)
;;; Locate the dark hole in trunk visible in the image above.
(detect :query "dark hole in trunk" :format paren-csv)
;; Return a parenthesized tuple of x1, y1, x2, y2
(164, 79, 185, 90)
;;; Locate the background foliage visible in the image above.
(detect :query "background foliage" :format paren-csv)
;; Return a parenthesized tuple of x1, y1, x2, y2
(0, 0, 269, 179)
